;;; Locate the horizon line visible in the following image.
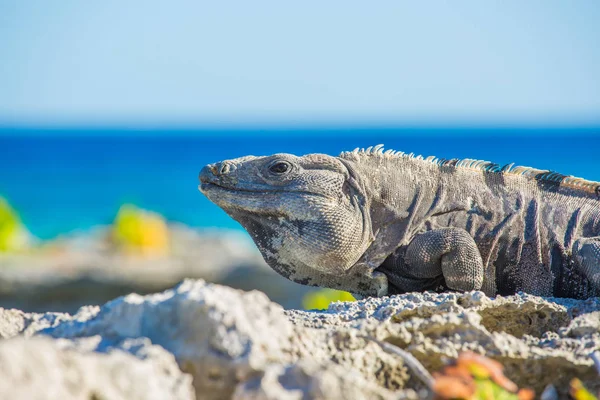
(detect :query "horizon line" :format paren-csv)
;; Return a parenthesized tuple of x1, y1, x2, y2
(1, 121, 600, 137)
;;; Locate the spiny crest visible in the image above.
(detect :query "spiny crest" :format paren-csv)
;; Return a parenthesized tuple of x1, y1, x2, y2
(339, 144, 600, 196)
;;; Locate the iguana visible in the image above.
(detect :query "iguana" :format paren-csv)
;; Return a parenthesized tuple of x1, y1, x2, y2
(198, 145, 600, 299)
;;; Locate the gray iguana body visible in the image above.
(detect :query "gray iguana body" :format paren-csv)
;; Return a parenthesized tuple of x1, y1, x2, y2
(199, 145, 600, 299)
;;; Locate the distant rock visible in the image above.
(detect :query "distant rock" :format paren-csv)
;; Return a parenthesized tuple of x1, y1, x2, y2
(0, 225, 312, 312)
(0, 305, 98, 339)
(0, 280, 599, 399)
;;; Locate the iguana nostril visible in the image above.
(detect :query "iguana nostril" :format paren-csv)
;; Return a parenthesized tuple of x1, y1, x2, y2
(199, 163, 236, 183)
(199, 165, 216, 183)
(203, 163, 218, 176)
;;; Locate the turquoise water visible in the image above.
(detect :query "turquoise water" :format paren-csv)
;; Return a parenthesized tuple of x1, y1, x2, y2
(0, 127, 598, 239)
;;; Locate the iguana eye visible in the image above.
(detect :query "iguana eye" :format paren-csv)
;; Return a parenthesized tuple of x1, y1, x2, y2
(269, 161, 290, 174)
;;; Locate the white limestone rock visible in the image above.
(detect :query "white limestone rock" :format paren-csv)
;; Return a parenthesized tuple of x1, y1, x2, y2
(39, 279, 413, 398)
(232, 360, 418, 400)
(44, 279, 298, 400)
(2, 280, 600, 399)
(287, 291, 600, 394)
(0, 335, 194, 400)
(0, 306, 99, 339)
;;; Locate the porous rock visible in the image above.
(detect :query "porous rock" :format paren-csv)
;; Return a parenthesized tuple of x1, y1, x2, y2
(233, 360, 418, 400)
(1, 280, 600, 399)
(0, 335, 194, 400)
(39, 279, 412, 399)
(38, 279, 293, 400)
(288, 290, 600, 394)
(0, 305, 99, 339)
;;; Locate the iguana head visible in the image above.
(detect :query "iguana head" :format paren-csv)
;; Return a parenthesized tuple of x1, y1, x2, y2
(199, 152, 375, 287)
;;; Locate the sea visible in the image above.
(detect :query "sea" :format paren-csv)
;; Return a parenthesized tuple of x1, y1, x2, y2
(0, 126, 598, 240)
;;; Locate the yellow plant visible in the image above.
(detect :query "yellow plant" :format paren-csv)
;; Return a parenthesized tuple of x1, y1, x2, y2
(570, 379, 598, 400)
(0, 197, 30, 252)
(302, 288, 355, 310)
(111, 204, 169, 256)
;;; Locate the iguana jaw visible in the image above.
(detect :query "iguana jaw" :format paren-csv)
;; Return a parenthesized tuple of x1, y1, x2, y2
(199, 180, 331, 217)
(200, 182, 283, 216)
(199, 181, 330, 199)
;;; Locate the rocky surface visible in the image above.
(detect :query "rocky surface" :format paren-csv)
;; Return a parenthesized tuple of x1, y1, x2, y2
(0, 225, 312, 312)
(0, 336, 194, 400)
(289, 291, 600, 394)
(0, 279, 599, 399)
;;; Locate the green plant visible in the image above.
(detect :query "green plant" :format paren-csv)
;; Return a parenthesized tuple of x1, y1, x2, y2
(302, 288, 355, 310)
(0, 197, 30, 252)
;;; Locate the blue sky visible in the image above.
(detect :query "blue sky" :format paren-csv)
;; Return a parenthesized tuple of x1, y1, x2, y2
(1, 1, 599, 127)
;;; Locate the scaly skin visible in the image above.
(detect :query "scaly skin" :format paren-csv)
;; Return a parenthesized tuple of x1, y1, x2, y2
(199, 145, 600, 299)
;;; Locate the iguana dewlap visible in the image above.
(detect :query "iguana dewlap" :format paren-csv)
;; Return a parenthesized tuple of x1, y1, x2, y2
(199, 145, 600, 299)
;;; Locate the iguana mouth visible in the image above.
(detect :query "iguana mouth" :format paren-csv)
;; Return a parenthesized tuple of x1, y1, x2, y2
(199, 179, 330, 199)
(198, 175, 269, 194)
(199, 181, 242, 193)
(199, 181, 283, 195)
(199, 172, 281, 194)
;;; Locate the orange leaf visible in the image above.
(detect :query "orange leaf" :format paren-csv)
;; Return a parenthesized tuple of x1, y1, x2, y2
(457, 352, 518, 393)
(517, 388, 535, 400)
(433, 375, 476, 400)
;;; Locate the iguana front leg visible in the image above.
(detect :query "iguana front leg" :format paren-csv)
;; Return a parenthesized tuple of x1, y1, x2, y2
(399, 228, 484, 292)
(573, 237, 600, 293)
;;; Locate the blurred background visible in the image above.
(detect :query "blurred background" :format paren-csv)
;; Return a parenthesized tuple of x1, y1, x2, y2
(0, 1, 599, 312)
